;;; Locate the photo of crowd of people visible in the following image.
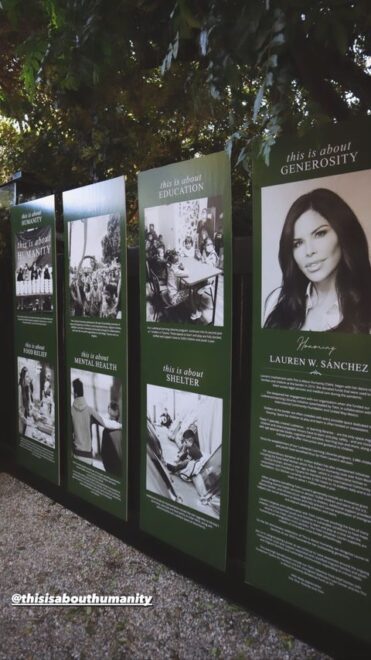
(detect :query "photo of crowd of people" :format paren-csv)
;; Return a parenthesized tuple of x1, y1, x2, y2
(146, 385, 223, 519)
(68, 214, 122, 319)
(15, 226, 53, 312)
(18, 357, 55, 448)
(144, 196, 224, 326)
(70, 368, 123, 476)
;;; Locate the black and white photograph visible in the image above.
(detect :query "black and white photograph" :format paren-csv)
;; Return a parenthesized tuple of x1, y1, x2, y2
(261, 169, 371, 333)
(145, 196, 224, 326)
(68, 214, 122, 319)
(18, 357, 55, 448)
(146, 384, 223, 520)
(70, 368, 123, 476)
(15, 226, 53, 312)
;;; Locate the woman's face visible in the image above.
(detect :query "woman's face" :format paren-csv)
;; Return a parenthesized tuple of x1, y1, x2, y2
(24, 370, 30, 386)
(293, 209, 341, 284)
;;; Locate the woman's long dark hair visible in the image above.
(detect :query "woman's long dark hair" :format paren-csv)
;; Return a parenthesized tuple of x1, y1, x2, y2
(264, 188, 371, 333)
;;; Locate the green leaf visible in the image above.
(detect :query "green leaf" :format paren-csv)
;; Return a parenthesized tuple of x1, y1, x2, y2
(236, 146, 247, 166)
(272, 11, 285, 34)
(270, 32, 285, 47)
(267, 53, 278, 68)
(225, 138, 232, 157)
(172, 31, 179, 59)
(253, 83, 265, 121)
(200, 29, 208, 56)
(265, 71, 273, 87)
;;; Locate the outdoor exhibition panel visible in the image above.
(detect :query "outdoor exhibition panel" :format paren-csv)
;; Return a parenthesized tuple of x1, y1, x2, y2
(11, 195, 60, 484)
(246, 119, 371, 642)
(138, 152, 232, 569)
(63, 177, 128, 519)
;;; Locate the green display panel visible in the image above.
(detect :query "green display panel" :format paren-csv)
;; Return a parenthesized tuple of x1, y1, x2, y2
(11, 196, 60, 483)
(138, 152, 232, 569)
(63, 177, 128, 518)
(246, 120, 371, 642)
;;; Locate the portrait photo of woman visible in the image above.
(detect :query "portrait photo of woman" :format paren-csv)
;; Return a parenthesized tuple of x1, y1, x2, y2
(262, 172, 371, 334)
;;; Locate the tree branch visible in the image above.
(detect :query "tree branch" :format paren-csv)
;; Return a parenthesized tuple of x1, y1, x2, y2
(290, 37, 352, 120)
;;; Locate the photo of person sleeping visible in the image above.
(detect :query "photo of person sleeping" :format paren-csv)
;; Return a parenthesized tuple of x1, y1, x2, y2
(146, 385, 223, 520)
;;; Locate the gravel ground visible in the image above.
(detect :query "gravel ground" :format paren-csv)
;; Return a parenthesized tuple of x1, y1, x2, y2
(0, 471, 331, 660)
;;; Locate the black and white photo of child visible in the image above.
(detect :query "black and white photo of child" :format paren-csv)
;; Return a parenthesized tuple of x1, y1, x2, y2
(70, 368, 123, 476)
(18, 357, 55, 448)
(68, 214, 122, 319)
(146, 384, 223, 520)
(15, 226, 53, 312)
(145, 196, 224, 326)
(261, 170, 371, 333)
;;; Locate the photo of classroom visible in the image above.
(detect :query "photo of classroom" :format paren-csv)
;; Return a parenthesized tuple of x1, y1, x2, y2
(70, 368, 123, 477)
(18, 357, 55, 448)
(145, 196, 224, 326)
(146, 385, 223, 520)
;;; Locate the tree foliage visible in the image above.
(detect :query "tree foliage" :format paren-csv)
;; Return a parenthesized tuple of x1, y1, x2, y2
(0, 0, 251, 236)
(0, 0, 369, 238)
(102, 214, 120, 264)
(164, 0, 371, 162)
